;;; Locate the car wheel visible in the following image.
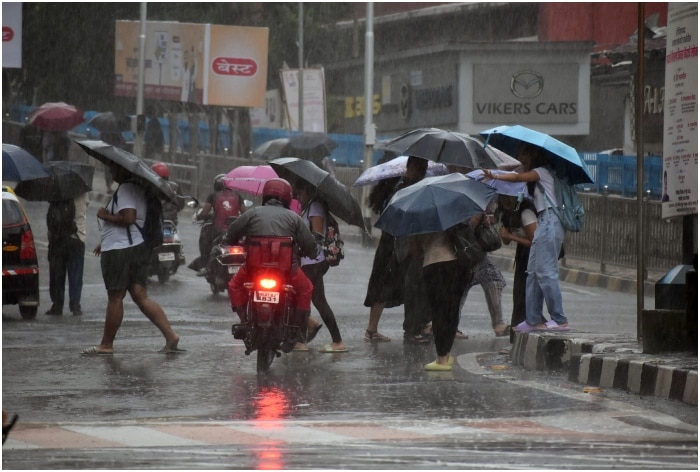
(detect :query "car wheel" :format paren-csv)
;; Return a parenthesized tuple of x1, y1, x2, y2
(19, 305, 38, 320)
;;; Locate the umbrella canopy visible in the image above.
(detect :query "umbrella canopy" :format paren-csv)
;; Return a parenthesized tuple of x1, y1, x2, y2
(252, 138, 290, 160)
(223, 165, 278, 195)
(14, 161, 94, 202)
(484, 145, 524, 171)
(2, 144, 49, 182)
(280, 132, 338, 162)
(268, 157, 365, 230)
(382, 128, 499, 169)
(374, 173, 496, 238)
(27, 102, 84, 131)
(466, 169, 527, 197)
(86, 112, 131, 134)
(75, 140, 177, 203)
(480, 125, 594, 185)
(353, 155, 449, 187)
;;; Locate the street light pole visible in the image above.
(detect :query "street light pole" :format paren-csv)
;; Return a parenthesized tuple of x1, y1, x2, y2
(134, 2, 146, 157)
(298, 2, 304, 132)
(361, 3, 375, 245)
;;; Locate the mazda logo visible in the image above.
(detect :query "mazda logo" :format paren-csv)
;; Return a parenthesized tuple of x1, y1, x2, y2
(510, 71, 544, 99)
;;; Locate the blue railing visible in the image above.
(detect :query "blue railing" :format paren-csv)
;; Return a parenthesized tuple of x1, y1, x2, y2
(8, 104, 664, 199)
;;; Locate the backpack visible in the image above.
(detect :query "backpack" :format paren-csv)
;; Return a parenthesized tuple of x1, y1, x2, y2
(537, 170, 585, 232)
(46, 199, 77, 239)
(212, 190, 241, 232)
(113, 181, 164, 250)
(323, 213, 344, 267)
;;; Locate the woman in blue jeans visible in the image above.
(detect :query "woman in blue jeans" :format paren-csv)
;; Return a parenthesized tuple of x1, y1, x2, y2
(482, 144, 569, 332)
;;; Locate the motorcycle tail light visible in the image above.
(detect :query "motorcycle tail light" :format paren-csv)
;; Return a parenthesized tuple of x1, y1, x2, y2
(258, 277, 278, 290)
(162, 235, 175, 244)
(20, 229, 36, 262)
(228, 246, 245, 255)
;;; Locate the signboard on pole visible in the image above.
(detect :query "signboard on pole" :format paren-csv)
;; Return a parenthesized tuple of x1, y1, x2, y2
(115, 21, 268, 107)
(280, 68, 327, 132)
(662, 3, 698, 219)
(2, 2, 22, 69)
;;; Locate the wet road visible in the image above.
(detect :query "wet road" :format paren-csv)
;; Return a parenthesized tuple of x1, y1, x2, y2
(2, 200, 697, 469)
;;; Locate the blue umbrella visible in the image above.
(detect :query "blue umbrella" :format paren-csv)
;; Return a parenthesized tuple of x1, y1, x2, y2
(479, 125, 594, 185)
(2, 143, 49, 182)
(466, 169, 527, 197)
(374, 173, 496, 238)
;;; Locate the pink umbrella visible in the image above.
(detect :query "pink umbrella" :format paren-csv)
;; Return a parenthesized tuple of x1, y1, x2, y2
(27, 102, 84, 131)
(223, 165, 278, 195)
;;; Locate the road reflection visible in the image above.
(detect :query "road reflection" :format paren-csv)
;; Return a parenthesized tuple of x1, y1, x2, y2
(252, 385, 289, 470)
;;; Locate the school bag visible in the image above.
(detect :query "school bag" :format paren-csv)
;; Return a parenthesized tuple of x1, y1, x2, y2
(537, 170, 585, 232)
(46, 199, 77, 239)
(323, 212, 344, 267)
(113, 181, 164, 250)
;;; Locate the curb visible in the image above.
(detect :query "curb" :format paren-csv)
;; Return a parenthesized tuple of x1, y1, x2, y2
(511, 331, 698, 406)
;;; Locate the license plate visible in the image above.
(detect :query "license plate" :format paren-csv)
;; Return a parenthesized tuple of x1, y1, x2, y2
(254, 291, 279, 303)
(158, 252, 176, 262)
(228, 265, 239, 275)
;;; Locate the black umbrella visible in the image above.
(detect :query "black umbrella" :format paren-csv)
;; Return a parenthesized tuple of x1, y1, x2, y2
(75, 140, 177, 203)
(268, 157, 366, 231)
(383, 128, 499, 170)
(280, 132, 338, 163)
(252, 138, 290, 160)
(14, 161, 94, 202)
(2, 144, 49, 182)
(86, 112, 131, 134)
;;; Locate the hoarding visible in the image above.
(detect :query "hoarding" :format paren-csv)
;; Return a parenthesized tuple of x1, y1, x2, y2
(662, 2, 698, 218)
(115, 21, 268, 107)
(280, 68, 327, 133)
(2, 2, 22, 69)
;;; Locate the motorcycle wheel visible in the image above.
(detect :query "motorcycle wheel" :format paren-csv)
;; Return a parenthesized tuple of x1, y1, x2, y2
(157, 268, 170, 284)
(256, 340, 275, 373)
(210, 282, 220, 294)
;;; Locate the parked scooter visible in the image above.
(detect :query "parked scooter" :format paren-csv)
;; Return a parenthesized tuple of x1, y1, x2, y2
(205, 226, 246, 295)
(231, 236, 300, 373)
(147, 219, 186, 283)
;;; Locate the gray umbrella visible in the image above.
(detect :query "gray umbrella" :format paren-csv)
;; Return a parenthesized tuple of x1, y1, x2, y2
(14, 161, 94, 202)
(268, 157, 366, 231)
(374, 173, 496, 238)
(75, 140, 177, 203)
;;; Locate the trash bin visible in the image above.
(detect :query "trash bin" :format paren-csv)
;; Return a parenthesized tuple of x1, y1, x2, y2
(655, 264, 692, 310)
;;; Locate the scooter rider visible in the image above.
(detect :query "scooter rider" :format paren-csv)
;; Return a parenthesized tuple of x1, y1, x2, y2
(189, 174, 244, 275)
(224, 178, 321, 349)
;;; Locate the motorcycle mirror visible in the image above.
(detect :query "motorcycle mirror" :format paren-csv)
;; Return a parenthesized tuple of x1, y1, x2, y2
(185, 197, 200, 209)
(243, 199, 254, 208)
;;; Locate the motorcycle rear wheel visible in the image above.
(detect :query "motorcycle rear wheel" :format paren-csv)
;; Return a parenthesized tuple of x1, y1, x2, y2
(256, 345, 275, 373)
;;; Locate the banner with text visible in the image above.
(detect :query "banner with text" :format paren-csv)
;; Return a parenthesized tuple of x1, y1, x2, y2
(115, 21, 268, 107)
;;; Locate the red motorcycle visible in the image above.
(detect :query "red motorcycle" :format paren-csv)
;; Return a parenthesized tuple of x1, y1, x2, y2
(231, 236, 300, 373)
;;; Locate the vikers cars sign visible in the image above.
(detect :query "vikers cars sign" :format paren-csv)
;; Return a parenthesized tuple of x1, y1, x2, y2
(473, 63, 579, 124)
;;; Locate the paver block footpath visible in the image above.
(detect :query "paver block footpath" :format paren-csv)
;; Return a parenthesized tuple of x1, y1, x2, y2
(511, 331, 698, 406)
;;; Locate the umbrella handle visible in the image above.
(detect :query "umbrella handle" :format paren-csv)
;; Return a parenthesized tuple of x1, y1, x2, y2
(482, 133, 492, 149)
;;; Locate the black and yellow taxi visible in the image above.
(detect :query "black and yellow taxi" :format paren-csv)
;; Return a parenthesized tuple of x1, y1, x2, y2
(2, 185, 39, 319)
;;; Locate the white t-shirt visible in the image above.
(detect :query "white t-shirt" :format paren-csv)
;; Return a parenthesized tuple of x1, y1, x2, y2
(533, 167, 557, 213)
(101, 182, 146, 251)
(512, 208, 537, 239)
(300, 200, 326, 266)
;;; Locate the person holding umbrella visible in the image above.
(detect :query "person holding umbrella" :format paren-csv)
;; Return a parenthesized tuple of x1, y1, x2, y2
(82, 162, 182, 355)
(482, 144, 569, 332)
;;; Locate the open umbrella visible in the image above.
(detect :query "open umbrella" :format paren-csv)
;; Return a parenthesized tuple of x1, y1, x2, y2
(353, 155, 449, 187)
(280, 132, 338, 163)
(252, 138, 290, 160)
(484, 145, 524, 171)
(374, 173, 496, 238)
(86, 112, 131, 134)
(480, 125, 594, 185)
(75, 140, 177, 203)
(2, 144, 49, 182)
(223, 165, 278, 195)
(268, 157, 365, 230)
(466, 169, 527, 197)
(27, 102, 84, 131)
(382, 128, 500, 169)
(14, 161, 94, 202)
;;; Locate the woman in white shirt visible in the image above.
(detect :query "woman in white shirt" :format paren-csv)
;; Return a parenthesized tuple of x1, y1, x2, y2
(482, 144, 569, 332)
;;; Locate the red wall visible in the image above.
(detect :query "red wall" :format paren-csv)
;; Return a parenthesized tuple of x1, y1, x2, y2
(539, 3, 668, 50)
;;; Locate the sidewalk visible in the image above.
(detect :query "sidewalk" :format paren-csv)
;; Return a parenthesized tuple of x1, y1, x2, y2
(88, 167, 697, 406)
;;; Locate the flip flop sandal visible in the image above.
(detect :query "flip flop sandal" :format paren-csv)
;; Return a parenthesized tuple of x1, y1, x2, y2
(319, 344, 348, 353)
(364, 330, 391, 342)
(159, 346, 186, 354)
(81, 346, 113, 356)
